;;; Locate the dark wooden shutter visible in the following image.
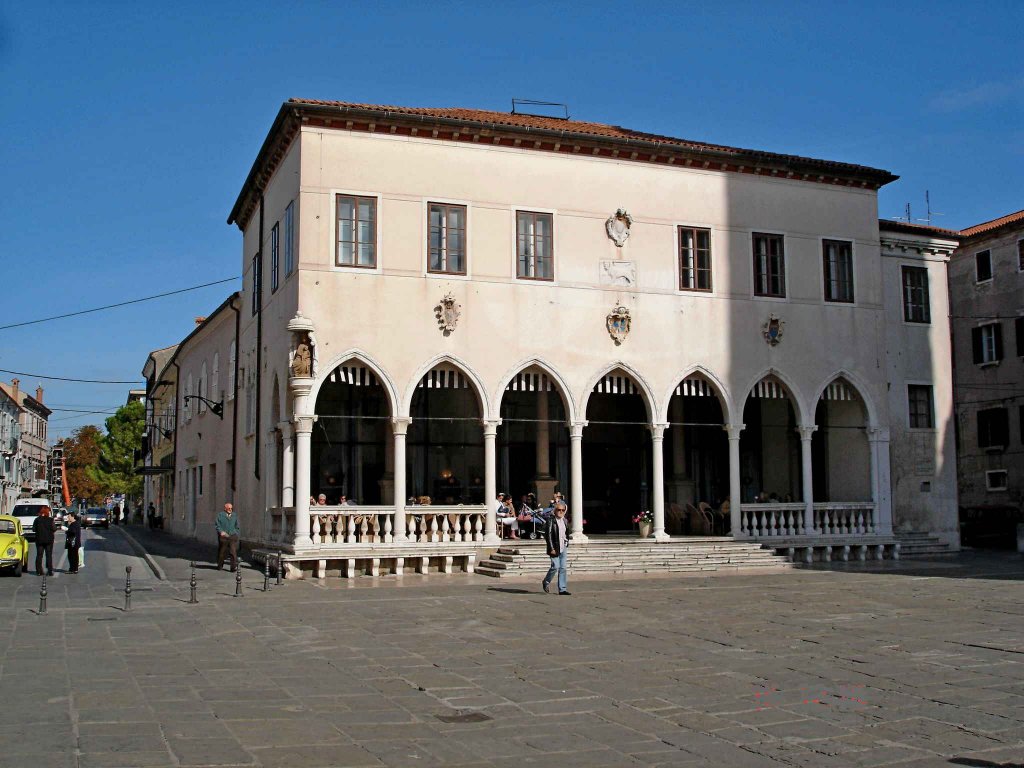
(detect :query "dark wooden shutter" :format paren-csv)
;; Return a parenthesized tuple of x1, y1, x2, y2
(1016, 317, 1024, 357)
(994, 323, 1003, 361)
(972, 327, 983, 364)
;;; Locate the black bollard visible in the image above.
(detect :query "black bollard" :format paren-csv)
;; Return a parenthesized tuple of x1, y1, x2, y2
(276, 551, 283, 586)
(124, 566, 132, 611)
(188, 561, 198, 604)
(39, 574, 47, 615)
(263, 554, 271, 592)
(234, 566, 242, 597)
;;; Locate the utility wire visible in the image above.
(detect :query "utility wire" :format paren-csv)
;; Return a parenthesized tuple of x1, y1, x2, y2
(0, 276, 240, 331)
(0, 368, 142, 384)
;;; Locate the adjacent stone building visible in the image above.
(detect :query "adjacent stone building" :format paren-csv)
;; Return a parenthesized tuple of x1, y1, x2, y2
(948, 209, 1024, 546)
(140, 344, 179, 520)
(0, 386, 21, 514)
(0, 378, 51, 499)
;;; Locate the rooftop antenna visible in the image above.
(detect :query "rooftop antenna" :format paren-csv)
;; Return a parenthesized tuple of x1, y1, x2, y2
(511, 98, 569, 120)
(924, 190, 945, 225)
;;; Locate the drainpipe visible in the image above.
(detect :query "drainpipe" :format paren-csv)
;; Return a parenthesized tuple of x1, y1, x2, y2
(230, 299, 241, 492)
(171, 361, 180, 515)
(255, 193, 264, 480)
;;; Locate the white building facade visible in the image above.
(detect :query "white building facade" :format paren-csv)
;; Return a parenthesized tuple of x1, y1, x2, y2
(194, 99, 960, 574)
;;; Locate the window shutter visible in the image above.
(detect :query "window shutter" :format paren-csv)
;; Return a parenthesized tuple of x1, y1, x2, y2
(994, 323, 1003, 361)
(995, 410, 1009, 447)
(1017, 317, 1024, 357)
(972, 327, 983, 364)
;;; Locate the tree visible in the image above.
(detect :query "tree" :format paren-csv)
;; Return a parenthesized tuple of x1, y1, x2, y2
(89, 400, 146, 499)
(63, 425, 106, 504)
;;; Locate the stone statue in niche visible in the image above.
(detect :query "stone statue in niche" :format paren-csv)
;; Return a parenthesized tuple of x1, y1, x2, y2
(290, 333, 313, 377)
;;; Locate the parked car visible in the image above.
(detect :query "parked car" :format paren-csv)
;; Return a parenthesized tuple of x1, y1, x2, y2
(10, 498, 52, 540)
(81, 508, 109, 528)
(52, 507, 67, 530)
(0, 515, 30, 577)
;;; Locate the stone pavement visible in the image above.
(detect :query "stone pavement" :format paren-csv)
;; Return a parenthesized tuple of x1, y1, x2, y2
(2, 542, 1023, 767)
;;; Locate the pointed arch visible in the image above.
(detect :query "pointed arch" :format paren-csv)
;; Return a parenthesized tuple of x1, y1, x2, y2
(811, 370, 878, 428)
(580, 362, 658, 423)
(659, 365, 734, 425)
(401, 354, 490, 420)
(309, 348, 400, 418)
(493, 357, 578, 424)
(738, 367, 810, 426)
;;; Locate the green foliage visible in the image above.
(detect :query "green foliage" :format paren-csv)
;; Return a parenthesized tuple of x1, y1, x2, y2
(64, 425, 106, 504)
(87, 400, 146, 498)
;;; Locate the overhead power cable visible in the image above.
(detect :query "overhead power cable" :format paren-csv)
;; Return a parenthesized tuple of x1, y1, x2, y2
(0, 368, 142, 384)
(0, 276, 240, 331)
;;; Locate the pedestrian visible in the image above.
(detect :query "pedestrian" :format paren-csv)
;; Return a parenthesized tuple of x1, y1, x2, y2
(147, 502, 156, 529)
(215, 502, 240, 572)
(65, 511, 81, 574)
(541, 501, 571, 595)
(32, 506, 55, 576)
(112, 502, 121, 526)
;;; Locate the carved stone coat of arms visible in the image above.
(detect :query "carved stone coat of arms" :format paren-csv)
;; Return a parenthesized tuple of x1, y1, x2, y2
(762, 314, 784, 346)
(605, 208, 633, 247)
(606, 305, 632, 345)
(435, 292, 461, 335)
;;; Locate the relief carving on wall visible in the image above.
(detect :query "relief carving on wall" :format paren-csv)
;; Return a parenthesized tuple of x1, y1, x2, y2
(605, 208, 633, 247)
(600, 260, 636, 287)
(435, 292, 461, 336)
(606, 305, 632, 345)
(762, 314, 784, 347)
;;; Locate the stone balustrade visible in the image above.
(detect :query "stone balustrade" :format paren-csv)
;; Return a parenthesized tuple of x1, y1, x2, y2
(812, 503, 875, 535)
(405, 506, 486, 543)
(738, 502, 876, 539)
(738, 503, 806, 537)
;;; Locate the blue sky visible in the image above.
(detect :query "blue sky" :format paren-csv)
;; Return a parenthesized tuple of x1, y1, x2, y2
(1, 1, 1021, 439)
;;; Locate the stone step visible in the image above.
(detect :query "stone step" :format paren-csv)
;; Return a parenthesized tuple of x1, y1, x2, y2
(475, 560, 794, 578)
(481, 556, 785, 571)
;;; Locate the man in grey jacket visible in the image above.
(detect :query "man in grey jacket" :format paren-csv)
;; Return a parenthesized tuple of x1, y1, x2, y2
(542, 501, 571, 595)
(215, 503, 240, 572)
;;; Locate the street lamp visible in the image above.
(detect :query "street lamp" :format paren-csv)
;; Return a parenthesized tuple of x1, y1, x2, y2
(144, 423, 173, 439)
(182, 395, 224, 419)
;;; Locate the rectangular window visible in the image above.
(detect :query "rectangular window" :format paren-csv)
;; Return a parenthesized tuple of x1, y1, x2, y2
(1018, 240, 1024, 271)
(1016, 317, 1024, 357)
(975, 250, 992, 282)
(901, 266, 930, 323)
(972, 322, 1003, 364)
(678, 227, 712, 291)
(752, 233, 785, 297)
(270, 222, 280, 293)
(516, 211, 554, 280)
(284, 200, 295, 276)
(977, 408, 1009, 449)
(198, 465, 203, 496)
(336, 194, 377, 268)
(908, 384, 934, 429)
(428, 203, 467, 275)
(822, 239, 854, 302)
(986, 470, 1008, 491)
(250, 255, 259, 316)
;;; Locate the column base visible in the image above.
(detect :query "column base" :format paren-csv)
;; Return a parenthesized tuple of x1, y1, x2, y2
(570, 532, 589, 543)
(484, 533, 501, 545)
(653, 531, 671, 542)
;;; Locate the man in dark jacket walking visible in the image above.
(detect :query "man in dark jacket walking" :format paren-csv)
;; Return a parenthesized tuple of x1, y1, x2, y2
(33, 507, 55, 576)
(542, 501, 571, 595)
(65, 511, 82, 574)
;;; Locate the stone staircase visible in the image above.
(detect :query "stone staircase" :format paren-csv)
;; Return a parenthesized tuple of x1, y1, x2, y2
(476, 536, 794, 578)
(895, 531, 955, 557)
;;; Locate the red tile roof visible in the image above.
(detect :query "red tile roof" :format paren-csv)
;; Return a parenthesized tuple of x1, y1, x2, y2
(289, 98, 894, 178)
(878, 219, 961, 238)
(959, 209, 1024, 238)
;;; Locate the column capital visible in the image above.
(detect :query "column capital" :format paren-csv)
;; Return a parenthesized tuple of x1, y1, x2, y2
(293, 415, 316, 434)
(391, 416, 412, 436)
(481, 418, 502, 438)
(569, 421, 588, 439)
(648, 422, 669, 440)
(867, 426, 890, 443)
(796, 425, 818, 441)
(723, 423, 745, 440)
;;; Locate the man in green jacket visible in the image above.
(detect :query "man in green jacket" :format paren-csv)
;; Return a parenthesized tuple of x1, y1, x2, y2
(215, 503, 240, 572)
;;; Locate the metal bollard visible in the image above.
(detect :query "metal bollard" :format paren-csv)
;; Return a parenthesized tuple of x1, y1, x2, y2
(276, 551, 283, 586)
(234, 566, 242, 597)
(263, 555, 270, 592)
(39, 574, 47, 614)
(188, 561, 198, 604)
(124, 566, 132, 611)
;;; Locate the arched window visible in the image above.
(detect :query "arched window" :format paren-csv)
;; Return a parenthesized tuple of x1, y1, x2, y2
(199, 363, 208, 414)
(212, 352, 220, 400)
(185, 373, 193, 421)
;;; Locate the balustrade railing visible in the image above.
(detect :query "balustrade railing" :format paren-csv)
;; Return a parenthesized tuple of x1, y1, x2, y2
(310, 506, 394, 545)
(405, 506, 486, 543)
(738, 502, 876, 538)
(284, 504, 489, 547)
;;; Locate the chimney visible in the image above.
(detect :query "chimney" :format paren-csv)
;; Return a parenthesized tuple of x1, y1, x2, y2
(194, 316, 207, 327)
(10, 378, 18, 399)
(35, 385, 44, 403)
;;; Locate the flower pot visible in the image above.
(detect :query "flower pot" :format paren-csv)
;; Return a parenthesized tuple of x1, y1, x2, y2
(638, 522, 652, 538)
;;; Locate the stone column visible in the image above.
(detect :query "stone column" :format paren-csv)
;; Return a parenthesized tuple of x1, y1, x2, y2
(668, 397, 694, 504)
(649, 423, 669, 541)
(569, 421, 588, 541)
(724, 424, 744, 536)
(264, 427, 279, 542)
(868, 427, 893, 534)
(797, 426, 817, 536)
(533, 392, 558, 503)
(293, 415, 314, 547)
(483, 419, 501, 543)
(279, 421, 294, 507)
(392, 417, 411, 541)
